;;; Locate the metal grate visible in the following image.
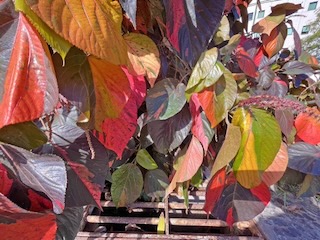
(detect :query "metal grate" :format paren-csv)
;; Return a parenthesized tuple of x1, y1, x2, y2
(76, 188, 264, 240)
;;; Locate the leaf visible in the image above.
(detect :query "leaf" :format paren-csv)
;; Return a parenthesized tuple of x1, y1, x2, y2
(261, 22, 287, 58)
(287, 20, 301, 57)
(235, 47, 258, 78)
(232, 108, 282, 189)
(0, 163, 13, 196)
(0, 3, 58, 129)
(88, 57, 131, 130)
(119, 0, 137, 28)
(111, 163, 143, 207)
(282, 61, 314, 75)
(166, 136, 203, 195)
(295, 108, 320, 145)
(96, 69, 146, 158)
(56, 207, 84, 240)
(205, 173, 270, 226)
(0, 193, 57, 239)
(275, 109, 294, 139)
(14, 0, 71, 60)
(288, 142, 320, 176)
(0, 122, 47, 150)
(0, 143, 67, 214)
(53, 47, 94, 122)
(189, 95, 215, 152)
(163, 0, 225, 66)
(214, 15, 230, 45)
(144, 169, 169, 199)
(185, 48, 224, 99)
(24, 0, 128, 65)
(197, 67, 237, 128)
(211, 124, 241, 178)
(146, 78, 186, 121)
(271, 3, 302, 16)
(191, 167, 203, 188)
(220, 34, 241, 56)
(157, 212, 165, 234)
(297, 174, 313, 197)
(136, 149, 158, 170)
(252, 10, 285, 35)
(148, 105, 192, 154)
(124, 33, 160, 87)
(256, 67, 275, 90)
(262, 142, 288, 186)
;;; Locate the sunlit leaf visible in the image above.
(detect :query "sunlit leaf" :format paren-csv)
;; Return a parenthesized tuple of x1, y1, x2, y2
(295, 107, 320, 145)
(211, 124, 241, 178)
(146, 78, 186, 122)
(119, 0, 137, 28)
(166, 136, 203, 195)
(252, 10, 285, 36)
(197, 67, 237, 128)
(14, 0, 71, 60)
(191, 167, 203, 188)
(137, 149, 158, 170)
(25, 0, 128, 65)
(214, 15, 230, 45)
(157, 212, 165, 234)
(262, 142, 288, 186)
(0, 2, 58, 129)
(111, 163, 143, 207)
(232, 108, 282, 188)
(0, 193, 57, 239)
(235, 47, 258, 78)
(124, 33, 160, 87)
(261, 22, 287, 58)
(144, 169, 169, 199)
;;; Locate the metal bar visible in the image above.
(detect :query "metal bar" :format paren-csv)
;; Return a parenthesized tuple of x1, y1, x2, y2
(165, 196, 169, 235)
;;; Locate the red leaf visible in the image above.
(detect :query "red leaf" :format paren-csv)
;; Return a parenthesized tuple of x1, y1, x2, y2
(0, 163, 13, 196)
(0, 11, 58, 128)
(27, 189, 53, 212)
(203, 168, 226, 214)
(96, 69, 146, 158)
(0, 193, 57, 239)
(235, 47, 258, 78)
(295, 108, 320, 145)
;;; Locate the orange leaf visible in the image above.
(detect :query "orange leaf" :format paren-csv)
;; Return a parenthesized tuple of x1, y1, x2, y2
(25, 0, 128, 65)
(262, 22, 287, 58)
(252, 10, 285, 36)
(88, 57, 131, 130)
(295, 108, 320, 145)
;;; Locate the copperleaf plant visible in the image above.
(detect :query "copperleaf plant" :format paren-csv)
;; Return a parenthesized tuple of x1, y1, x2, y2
(0, 0, 319, 238)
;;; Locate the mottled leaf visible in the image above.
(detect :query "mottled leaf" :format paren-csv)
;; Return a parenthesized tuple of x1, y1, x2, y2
(124, 32, 160, 87)
(144, 169, 169, 199)
(232, 108, 282, 188)
(137, 149, 158, 170)
(111, 163, 143, 207)
(25, 0, 128, 65)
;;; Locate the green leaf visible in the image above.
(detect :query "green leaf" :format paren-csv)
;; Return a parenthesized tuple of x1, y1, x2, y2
(0, 122, 47, 150)
(136, 149, 158, 170)
(111, 163, 143, 207)
(15, 0, 72, 60)
(190, 167, 203, 188)
(211, 124, 241, 177)
(232, 108, 282, 189)
(144, 169, 169, 199)
(214, 15, 230, 45)
(186, 48, 224, 100)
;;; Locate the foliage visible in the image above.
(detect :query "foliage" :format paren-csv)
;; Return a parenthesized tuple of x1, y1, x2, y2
(302, 11, 320, 59)
(0, 0, 320, 237)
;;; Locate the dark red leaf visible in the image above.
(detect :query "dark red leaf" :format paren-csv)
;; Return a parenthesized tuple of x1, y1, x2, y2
(0, 193, 57, 239)
(0, 163, 13, 196)
(27, 189, 53, 212)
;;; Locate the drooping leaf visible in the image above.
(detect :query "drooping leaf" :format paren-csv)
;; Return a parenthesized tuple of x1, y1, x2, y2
(252, 10, 285, 36)
(14, 0, 72, 60)
(262, 142, 288, 186)
(211, 124, 241, 178)
(124, 32, 160, 87)
(261, 22, 287, 58)
(166, 136, 203, 195)
(111, 163, 143, 207)
(0, 2, 58, 129)
(197, 67, 237, 128)
(119, 0, 137, 28)
(53, 47, 94, 123)
(146, 78, 186, 121)
(282, 61, 314, 75)
(235, 47, 258, 78)
(137, 149, 158, 170)
(295, 108, 320, 145)
(163, 0, 225, 66)
(185, 48, 224, 99)
(96, 69, 146, 158)
(0, 121, 47, 150)
(0, 193, 57, 239)
(274, 109, 294, 140)
(189, 95, 215, 152)
(24, 0, 128, 65)
(191, 167, 203, 188)
(148, 105, 192, 154)
(214, 15, 230, 45)
(205, 172, 270, 226)
(232, 108, 282, 188)
(144, 169, 169, 199)
(287, 20, 301, 57)
(88, 57, 131, 130)
(0, 143, 67, 214)
(56, 207, 84, 240)
(288, 142, 320, 176)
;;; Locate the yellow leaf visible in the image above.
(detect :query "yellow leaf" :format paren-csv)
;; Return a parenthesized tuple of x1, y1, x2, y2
(157, 212, 165, 234)
(297, 174, 313, 197)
